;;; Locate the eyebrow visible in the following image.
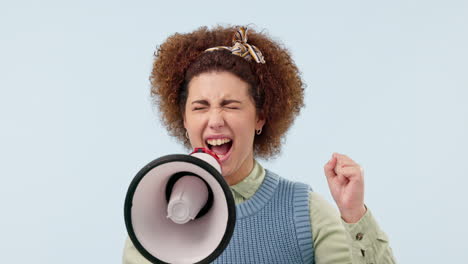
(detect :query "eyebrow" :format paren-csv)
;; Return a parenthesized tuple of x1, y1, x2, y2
(191, 99, 242, 106)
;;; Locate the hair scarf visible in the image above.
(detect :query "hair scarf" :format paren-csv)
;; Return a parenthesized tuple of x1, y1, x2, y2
(205, 26, 266, 64)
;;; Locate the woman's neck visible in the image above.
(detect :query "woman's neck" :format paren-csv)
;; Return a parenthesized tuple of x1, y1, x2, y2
(225, 156, 255, 186)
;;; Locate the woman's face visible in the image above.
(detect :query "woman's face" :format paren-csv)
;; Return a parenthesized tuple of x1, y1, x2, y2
(183, 71, 265, 185)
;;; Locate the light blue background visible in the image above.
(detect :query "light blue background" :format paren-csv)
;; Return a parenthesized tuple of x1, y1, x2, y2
(1, 0, 467, 263)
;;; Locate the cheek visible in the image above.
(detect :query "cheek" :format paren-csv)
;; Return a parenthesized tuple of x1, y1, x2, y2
(185, 121, 203, 145)
(231, 116, 256, 139)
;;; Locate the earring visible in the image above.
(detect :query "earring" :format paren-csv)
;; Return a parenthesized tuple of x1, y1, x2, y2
(256, 128, 262, 135)
(185, 131, 189, 139)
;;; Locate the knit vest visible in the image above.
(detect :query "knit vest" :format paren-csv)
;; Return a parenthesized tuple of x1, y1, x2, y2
(213, 169, 315, 264)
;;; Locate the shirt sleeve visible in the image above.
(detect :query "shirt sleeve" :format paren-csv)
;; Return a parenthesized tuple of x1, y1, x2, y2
(122, 237, 151, 264)
(309, 192, 396, 264)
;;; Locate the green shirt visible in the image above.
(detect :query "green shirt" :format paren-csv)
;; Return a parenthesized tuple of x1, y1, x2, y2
(123, 160, 396, 263)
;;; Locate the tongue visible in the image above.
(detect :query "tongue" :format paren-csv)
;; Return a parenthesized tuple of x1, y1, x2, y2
(211, 143, 230, 155)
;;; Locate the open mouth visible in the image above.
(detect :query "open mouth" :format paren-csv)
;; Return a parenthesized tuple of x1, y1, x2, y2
(206, 138, 233, 160)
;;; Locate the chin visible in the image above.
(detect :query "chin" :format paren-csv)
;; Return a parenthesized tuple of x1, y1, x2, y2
(221, 167, 236, 181)
(221, 166, 231, 178)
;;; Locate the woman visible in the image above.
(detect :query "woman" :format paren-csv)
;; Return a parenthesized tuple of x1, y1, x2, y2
(123, 25, 396, 263)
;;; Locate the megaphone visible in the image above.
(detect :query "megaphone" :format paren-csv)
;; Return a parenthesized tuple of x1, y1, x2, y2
(124, 148, 236, 264)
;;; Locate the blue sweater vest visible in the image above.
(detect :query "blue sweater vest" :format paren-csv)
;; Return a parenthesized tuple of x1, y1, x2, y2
(213, 169, 315, 263)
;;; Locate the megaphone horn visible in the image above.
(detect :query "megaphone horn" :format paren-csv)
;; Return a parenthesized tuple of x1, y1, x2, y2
(124, 148, 236, 264)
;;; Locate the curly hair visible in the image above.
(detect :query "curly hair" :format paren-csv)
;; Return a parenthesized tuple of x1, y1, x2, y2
(150, 25, 305, 159)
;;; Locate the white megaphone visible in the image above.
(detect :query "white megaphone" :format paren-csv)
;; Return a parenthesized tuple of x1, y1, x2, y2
(124, 148, 236, 264)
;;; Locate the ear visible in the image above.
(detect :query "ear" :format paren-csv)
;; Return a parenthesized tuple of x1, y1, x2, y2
(255, 111, 266, 130)
(182, 107, 187, 129)
(183, 118, 189, 133)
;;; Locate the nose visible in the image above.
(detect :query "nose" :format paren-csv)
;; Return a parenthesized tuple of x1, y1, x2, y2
(207, 108, 225, 130)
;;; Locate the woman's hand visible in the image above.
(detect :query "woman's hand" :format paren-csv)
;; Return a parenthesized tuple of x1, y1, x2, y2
(324, 152, 367, 223)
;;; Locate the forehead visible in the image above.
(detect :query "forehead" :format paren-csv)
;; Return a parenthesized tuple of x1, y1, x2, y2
(187, 71, 250, 100)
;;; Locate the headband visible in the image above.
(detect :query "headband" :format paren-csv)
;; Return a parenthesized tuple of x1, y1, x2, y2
(204, 26, 266, 64)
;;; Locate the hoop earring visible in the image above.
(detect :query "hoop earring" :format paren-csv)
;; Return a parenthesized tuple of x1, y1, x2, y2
(256, 128, 262, 135)
(185, 131, 189, 139)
